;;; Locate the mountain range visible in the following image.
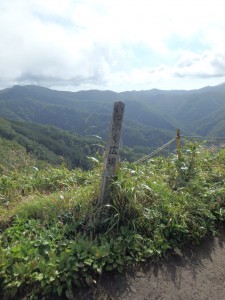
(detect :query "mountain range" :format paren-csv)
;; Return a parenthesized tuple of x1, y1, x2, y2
(0, 83, 225, 156)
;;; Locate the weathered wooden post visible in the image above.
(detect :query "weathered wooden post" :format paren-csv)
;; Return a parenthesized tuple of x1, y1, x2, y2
(99, 101, 125, 205)
(176, 129, 182, 161)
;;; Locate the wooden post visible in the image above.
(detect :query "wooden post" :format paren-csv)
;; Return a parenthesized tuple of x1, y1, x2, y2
(99, 101, 125, 205)
(176, 129, 182, 161)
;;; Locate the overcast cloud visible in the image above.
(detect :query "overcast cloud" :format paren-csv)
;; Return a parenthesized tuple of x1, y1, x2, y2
(1, 0, 225, 91)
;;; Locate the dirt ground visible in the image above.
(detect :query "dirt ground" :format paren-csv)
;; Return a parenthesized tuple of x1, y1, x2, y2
(77, 226, 225, 300)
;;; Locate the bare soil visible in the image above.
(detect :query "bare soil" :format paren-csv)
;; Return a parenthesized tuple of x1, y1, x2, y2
(77, 226, 225, 300)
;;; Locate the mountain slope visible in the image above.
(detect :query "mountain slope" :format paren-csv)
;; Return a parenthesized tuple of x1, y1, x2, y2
(1, 83, 225, 146)
(0, 118, 103, 169)
(0, 85, 175, 148)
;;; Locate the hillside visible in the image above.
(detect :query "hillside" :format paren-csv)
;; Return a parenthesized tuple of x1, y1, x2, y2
(0, 92, 225, 298)
(0, 85, 181, 148)
(0, 118, 104, 169)
(0, 141, 225, 299)
(0, 117, 149, 170)
(1, 84, 225, 146)
(0, 136, 41, 174)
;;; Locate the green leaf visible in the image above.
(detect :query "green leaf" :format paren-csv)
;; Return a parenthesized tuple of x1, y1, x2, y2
(36, 273, 44, 281)
(57, 285, 63, 296)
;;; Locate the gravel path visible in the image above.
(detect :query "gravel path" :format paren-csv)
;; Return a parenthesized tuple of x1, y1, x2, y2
(78, 227, 225, 300)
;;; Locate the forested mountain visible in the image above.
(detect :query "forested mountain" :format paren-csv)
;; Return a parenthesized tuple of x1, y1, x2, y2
(0, 83, 225, 150)
(0, 117, 146, 169)
(0, 118, 104, 169)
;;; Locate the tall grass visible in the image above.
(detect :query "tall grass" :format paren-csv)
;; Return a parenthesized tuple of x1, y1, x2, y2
(0, 144, 225, 299)
(0, 164, 99, 223)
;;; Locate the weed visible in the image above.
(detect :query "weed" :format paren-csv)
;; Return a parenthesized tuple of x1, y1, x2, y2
(0, 144, 225, 299)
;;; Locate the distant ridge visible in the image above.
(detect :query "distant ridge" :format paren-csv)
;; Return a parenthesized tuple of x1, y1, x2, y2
(0, 83, 225, 147)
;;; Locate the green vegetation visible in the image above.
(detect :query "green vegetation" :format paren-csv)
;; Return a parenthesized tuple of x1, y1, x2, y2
(0, 117, 159, 169)
(0, 85, 177, 148)
(0, 143, 225, 299)
(0, 137, 39, 174)
(1, 84, 225, 145)
(0, 118, 104, 169)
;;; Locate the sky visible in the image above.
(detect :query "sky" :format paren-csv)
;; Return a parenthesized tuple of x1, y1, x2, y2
(1, 0, 225, 92)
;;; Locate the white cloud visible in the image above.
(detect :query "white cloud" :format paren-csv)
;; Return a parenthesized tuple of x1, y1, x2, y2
(1, 0, 225, 91)
(174, 51, 225, 78)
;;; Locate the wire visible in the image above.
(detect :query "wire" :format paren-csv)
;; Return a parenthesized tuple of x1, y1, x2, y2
(134, 138, 176, 165)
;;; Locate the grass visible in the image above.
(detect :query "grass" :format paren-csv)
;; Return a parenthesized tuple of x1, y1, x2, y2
(0, 143, 225, 299)
(0, 137, 39, 174)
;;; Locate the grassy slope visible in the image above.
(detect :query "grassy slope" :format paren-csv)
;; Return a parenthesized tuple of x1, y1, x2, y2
(0, 117, 170, 169)
(0, 137, 39, 174)
(0, 143, 225, 299)
(0, 117, 105, 169)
